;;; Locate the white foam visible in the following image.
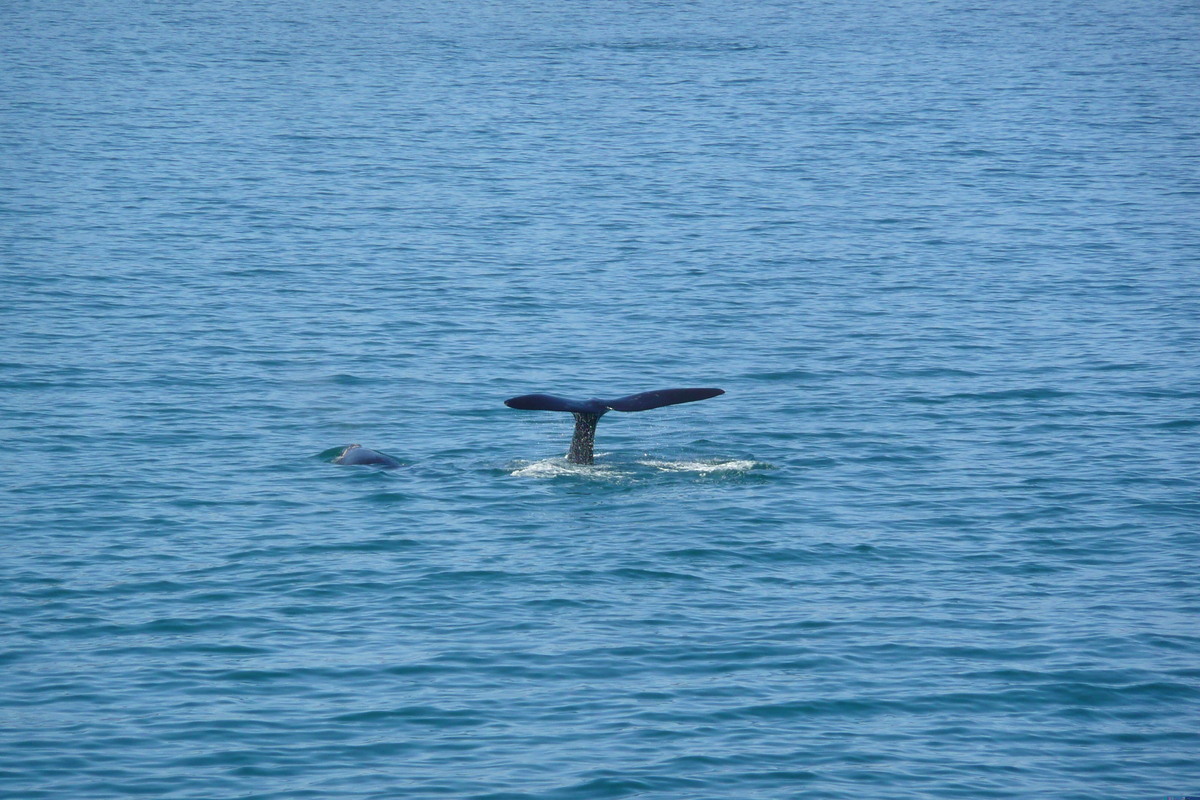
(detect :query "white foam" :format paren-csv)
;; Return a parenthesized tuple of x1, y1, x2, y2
(509, 457, 625, 478)
(637, 458, 763, 474)
(509, 457, 768, 478)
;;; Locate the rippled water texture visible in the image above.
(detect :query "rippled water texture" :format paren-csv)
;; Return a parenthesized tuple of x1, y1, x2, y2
(3, 1, 1198, 798)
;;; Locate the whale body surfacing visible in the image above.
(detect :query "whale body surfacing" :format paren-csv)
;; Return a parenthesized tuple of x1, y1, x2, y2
(334, 444, 401, 468)
(504, 387, 724, 465)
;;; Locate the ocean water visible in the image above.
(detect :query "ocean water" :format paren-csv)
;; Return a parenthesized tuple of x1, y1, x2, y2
(2, 0, 1198, 797)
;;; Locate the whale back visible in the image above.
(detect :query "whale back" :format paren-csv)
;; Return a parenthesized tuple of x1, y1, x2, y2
(335, 444, 401, 468)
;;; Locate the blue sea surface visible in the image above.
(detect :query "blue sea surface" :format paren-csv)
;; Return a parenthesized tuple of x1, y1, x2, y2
(2, 1, 1198, 798)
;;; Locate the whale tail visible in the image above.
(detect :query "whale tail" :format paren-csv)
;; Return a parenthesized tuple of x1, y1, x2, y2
(504, 387, 724, 465)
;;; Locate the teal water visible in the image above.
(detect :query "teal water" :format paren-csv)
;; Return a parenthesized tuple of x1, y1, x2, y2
(3, 1, 1198, 798)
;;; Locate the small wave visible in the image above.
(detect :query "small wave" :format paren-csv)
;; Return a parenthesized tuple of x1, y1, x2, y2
(904, 387, 1074, 405)
(743, 369, 820, 381)
(947, 387, 1074, 401)
(1149, 418, 1199, 430)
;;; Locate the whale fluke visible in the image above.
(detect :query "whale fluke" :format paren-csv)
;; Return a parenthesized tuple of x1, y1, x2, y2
(604, 387, 725, 412)
(502, 394, 608, 414)
(334, 444, 401, 468)
(504, 387, 724, 465)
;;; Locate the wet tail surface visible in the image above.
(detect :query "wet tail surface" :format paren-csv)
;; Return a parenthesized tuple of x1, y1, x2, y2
(504, 388, 724, 414)
(604, 387, 725, 412)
